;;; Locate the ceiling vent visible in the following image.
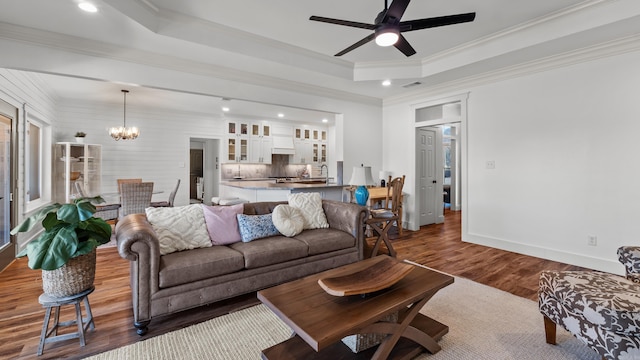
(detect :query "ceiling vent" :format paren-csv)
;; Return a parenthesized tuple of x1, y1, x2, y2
(402, 81, 423, 89)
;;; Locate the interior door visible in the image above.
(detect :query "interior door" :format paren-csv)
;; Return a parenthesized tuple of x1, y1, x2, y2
(0, 112, 14, 272)
(417, 128, 437, 226)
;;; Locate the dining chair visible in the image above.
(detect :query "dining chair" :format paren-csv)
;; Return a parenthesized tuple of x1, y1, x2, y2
(117, 178, 142, 193)
(74, 182, 120, 224)
(151, 179, 180, 207)
(119, 182, 154, 220)
(365, 175, 405, 258)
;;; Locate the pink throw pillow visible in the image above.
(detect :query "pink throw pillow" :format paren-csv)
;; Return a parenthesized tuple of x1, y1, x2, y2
(202, 203, 244, 245)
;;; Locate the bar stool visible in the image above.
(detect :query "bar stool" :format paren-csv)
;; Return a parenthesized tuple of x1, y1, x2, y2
(37, 286, 95, 356)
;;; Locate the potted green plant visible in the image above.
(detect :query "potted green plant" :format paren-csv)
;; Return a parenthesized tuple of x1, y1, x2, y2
(74, 131, 86, 143)
(11, 197, 112, 297)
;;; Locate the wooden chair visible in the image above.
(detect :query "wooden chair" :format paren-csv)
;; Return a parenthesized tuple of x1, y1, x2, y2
(365, 175, 405, 258)
(151, 179, 180, 207)
(119, 182, 153, 220)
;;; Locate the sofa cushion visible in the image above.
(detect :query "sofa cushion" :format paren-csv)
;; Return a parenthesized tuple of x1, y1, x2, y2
(159, 246, 245, 288)
(288, 192, 329, 230)
(272, 205, 304, 237)
(146, 204, 212, 255)
(202, 203, 244, 245)
(237, 213, 280, 242)
(229, 237, 308, 269)
(292, 228, 355, 255)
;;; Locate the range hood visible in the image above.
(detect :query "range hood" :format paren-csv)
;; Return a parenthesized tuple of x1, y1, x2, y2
(272, 135, 295, 155)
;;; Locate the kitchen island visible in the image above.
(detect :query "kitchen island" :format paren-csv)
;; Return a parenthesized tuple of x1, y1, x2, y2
(220, 179, 346, 202)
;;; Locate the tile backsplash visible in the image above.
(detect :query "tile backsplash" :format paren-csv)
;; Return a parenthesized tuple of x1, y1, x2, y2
(221, 155, 309, 180)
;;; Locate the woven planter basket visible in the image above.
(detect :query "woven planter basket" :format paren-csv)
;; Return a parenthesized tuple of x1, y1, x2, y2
(41, 248, 96, 297)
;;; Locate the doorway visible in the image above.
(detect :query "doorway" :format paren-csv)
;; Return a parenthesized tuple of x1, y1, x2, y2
(0, 101, 16, 272)
(190, 138, 220, 205)
(190, 146, 203, 203)
(413, 96, 466, 230)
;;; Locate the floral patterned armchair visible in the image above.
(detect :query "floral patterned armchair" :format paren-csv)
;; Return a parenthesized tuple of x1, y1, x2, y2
(539, 246, 640, 360)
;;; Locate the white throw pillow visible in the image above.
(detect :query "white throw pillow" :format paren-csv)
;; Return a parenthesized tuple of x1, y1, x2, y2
(145, 204, 212, 255)
(287, 192, 329, 230)
(272, 205, 305, 237)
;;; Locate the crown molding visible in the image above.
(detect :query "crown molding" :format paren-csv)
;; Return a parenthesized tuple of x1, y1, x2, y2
(353, 0, 634, 81)
(384, 33, 640, 106)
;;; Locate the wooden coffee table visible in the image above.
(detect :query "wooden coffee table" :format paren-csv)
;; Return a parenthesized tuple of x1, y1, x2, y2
(258, 256, 454, 360)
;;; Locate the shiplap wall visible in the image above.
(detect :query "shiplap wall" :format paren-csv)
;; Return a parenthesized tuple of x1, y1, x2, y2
(0, 70, 58, 250)
(55, 101, 225, 207)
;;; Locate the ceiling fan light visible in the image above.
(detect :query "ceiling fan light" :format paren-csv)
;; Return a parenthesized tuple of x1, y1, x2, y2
(375, 27, 399, 47)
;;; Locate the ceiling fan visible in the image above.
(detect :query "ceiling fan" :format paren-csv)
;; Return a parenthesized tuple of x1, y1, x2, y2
(309, 0, 476, 57)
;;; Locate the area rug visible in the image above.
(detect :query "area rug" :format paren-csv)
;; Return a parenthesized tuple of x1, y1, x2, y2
(87, 276, 599, 360)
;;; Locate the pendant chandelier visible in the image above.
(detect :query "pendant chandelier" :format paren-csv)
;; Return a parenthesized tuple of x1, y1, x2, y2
(109, 89, 139, 141)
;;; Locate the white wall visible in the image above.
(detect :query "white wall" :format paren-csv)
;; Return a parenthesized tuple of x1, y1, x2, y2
(54, 102, 224, 207)
(384, 47, 640, 274)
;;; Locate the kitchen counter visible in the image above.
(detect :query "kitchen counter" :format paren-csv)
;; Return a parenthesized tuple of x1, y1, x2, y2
(220, 180, 346, 202)
(221, 180, 344, 190)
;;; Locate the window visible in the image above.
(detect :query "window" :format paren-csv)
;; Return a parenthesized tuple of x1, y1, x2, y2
(25, 109, 51, 211)
(28, 122, 41, 201)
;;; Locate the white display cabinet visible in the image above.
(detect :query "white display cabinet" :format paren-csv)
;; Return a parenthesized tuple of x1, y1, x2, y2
(53, 142, 102, 203)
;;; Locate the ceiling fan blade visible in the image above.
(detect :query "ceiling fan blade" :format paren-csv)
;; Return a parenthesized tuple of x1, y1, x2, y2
(394, 34, 416, 57)
(400, 12, 476, 32)
(383, 0, 411, 23)
(335, 33, 376, 56)
(310, 16, 376, 30)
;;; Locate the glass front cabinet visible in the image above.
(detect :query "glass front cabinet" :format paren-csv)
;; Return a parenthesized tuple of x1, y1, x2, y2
(226, 138, 248, 162)
(54, 142, 102, 203)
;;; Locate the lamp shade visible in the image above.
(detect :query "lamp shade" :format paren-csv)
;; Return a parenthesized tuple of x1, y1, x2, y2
(348, 166, 375, 206)
(348, 166, 375, 186)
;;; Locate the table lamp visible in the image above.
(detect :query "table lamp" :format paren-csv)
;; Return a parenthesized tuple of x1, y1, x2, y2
(348, 166, 375, 206)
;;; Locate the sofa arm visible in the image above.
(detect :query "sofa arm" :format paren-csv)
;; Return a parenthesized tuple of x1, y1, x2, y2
(618, 246, 640, 283)
(115, 213, 161, 328)
(322, 200, 368, 259)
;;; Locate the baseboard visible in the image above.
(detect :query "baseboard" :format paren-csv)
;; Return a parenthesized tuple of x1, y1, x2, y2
(464, 232, 624, 276)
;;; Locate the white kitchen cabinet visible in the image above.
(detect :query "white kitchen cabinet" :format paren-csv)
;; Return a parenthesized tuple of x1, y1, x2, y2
(54, 142, 102, 203)
(249, 136, 273, 164)
(251, 122, 270, 137)
(227, 120, 249, 136)
(292, 140, 313, 164)
(226, 137, 249, 163)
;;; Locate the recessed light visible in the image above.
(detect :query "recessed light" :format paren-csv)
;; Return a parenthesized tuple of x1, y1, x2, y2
(222, 107, 230, 112)
(382, 79, 392, 87)
(78, 2, 98, 13)
(322, 119, 328, 123)
(277, 113, 284, 118)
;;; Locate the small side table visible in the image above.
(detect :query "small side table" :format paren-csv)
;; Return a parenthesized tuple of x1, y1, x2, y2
(37, 286, 95, 356)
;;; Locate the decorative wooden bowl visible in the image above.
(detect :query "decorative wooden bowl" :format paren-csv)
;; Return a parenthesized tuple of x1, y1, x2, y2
(318, 256, 414, 296)
(70, 171, 81, 181)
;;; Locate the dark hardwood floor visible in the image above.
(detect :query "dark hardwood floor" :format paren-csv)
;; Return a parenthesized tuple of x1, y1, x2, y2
(0, 210, 590, 359)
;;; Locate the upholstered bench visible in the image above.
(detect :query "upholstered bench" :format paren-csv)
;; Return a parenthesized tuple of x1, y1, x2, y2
(539, 247, 640, 360)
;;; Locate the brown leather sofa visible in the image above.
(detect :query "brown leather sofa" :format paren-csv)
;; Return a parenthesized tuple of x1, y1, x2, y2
(116, 200, 367, 335)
